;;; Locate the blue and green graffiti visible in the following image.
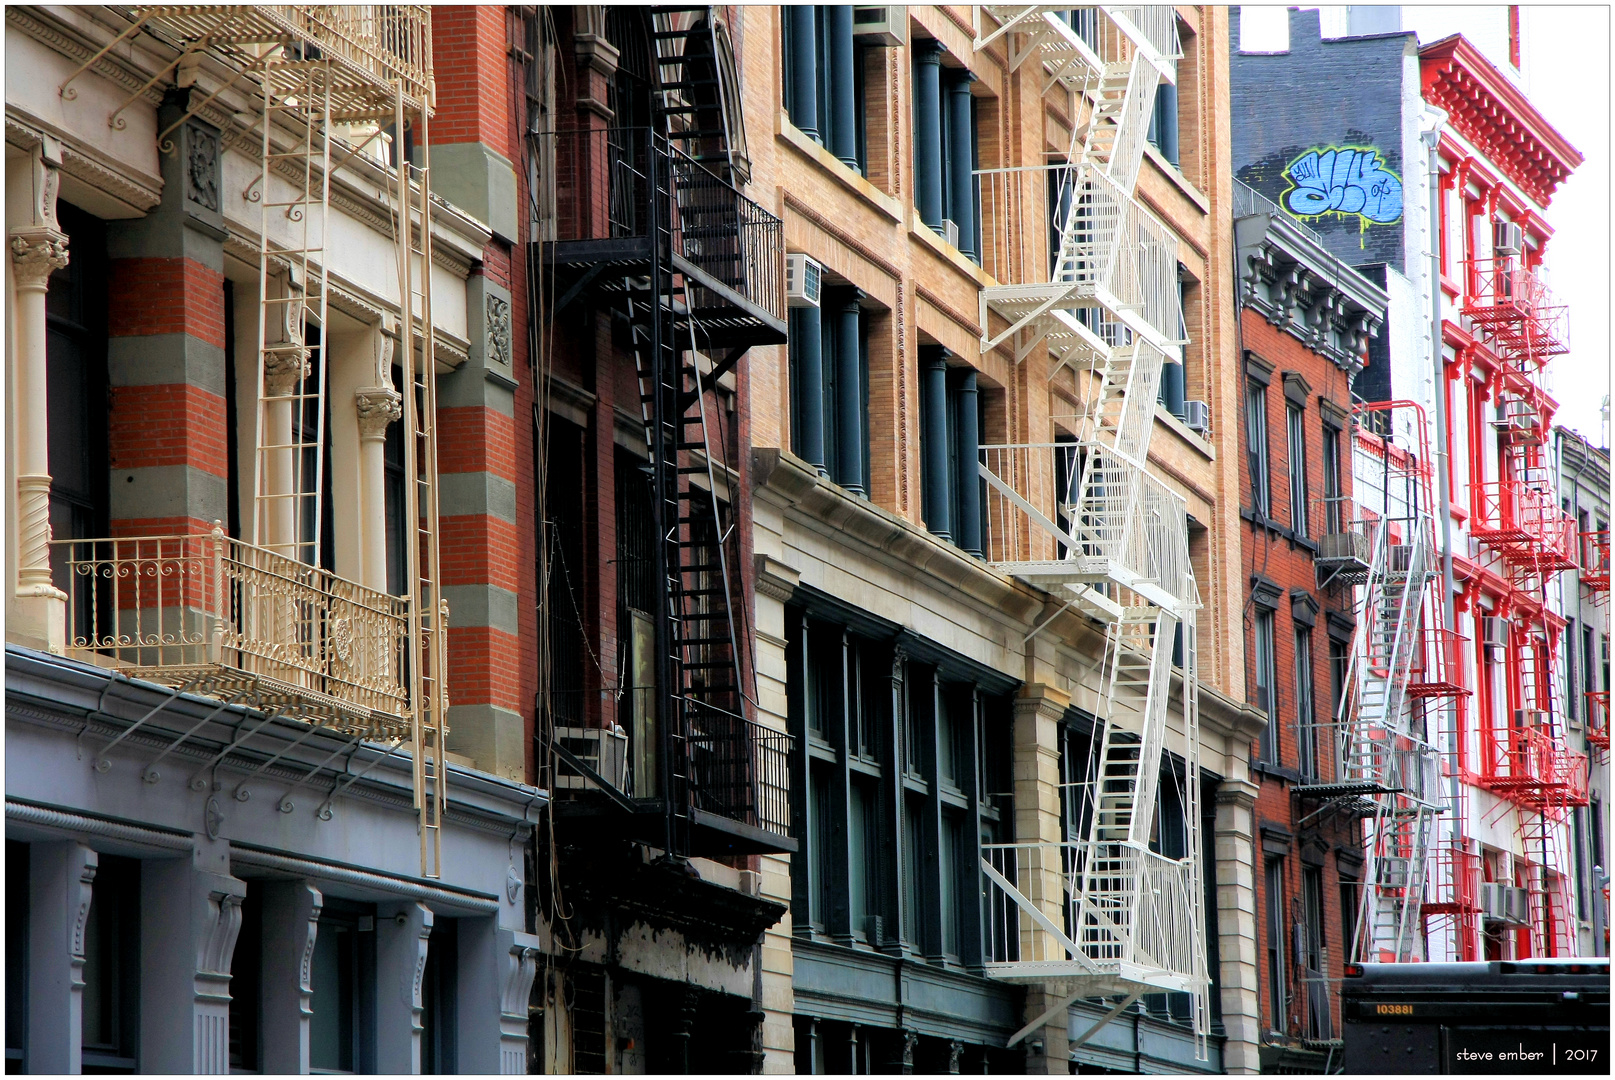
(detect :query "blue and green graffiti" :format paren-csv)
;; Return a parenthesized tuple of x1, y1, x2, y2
(1281, 146, 1403, 225)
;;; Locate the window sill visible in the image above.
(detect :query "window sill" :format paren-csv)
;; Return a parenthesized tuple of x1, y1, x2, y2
(1154, 404, 1215, 460)
(1141, 142, 1211, 215)
(909, 208, 993, 292)
(1254, 761, 1300, 784)
(777, 114, 904, 224)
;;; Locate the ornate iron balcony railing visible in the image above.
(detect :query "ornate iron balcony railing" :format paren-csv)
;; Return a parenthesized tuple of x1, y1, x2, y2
(53, 525, 410, 737)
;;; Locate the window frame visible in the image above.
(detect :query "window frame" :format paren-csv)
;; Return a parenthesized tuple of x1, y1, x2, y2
(1321, 420, 1343, 536)
(80, 854, 141, 1073)
(1265, 856, 1288, 1033)
(1255, 609, 1279, 764)
(1287, 402, 1309, 538)
(1295, 625, 1317, 779)
(1246, 380, 1271, 518)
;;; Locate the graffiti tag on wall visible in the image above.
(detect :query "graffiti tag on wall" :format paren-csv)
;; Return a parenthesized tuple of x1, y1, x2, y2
(1282, 147, 1403, 225)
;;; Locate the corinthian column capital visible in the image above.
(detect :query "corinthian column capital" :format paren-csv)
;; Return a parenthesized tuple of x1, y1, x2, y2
(355, 386, 403, 442)
(9, 227, 69, 290)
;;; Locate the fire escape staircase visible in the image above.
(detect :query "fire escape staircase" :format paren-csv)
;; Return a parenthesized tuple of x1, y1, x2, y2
(1298, 405, 1448, 962)
(971, 5, 1207, 1059)
(1461, 256, 1587, 957)
(539, 8, 792, 859)
(52, 7, 448, 877)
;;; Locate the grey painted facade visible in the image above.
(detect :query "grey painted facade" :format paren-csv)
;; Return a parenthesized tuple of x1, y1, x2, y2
(5, 647, 544, 1074)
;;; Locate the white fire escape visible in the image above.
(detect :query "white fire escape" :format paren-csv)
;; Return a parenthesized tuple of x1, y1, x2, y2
(971, 5, 1208, 1057)
(1309, 404, 1448, 963)
(52, 7, 448, 877)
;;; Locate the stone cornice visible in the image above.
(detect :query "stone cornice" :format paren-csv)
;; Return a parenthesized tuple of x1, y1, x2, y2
(1234, 211, 1387, 374)
(6, 111, 164, 213)
(5, 645, 546, 835)
(753, 446, 1044, 627)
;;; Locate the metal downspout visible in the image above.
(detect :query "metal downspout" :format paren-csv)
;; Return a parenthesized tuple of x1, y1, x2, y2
(1423, 114, 1461, 936)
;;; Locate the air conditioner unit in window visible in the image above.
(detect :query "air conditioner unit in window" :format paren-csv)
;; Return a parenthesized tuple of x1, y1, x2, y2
(785, 253, 822, 308)
(942, 218, 960, 249)
(1514, 708, 1548, 731)
(1182, 399, 1210, 434)
(1493, 221, 1524, 256)
(1480, 881, 1506, 920)
(1483, 615, 1510, 649)
(852, 5, 906, 46)
(1388, 545, 1415, 573)
(1506, 885, 1531, 925)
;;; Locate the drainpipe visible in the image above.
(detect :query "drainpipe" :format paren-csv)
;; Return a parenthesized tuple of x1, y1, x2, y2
(1423, 110, 1461, 882)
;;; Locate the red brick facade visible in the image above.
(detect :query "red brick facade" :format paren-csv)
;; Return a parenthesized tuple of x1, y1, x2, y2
(1239, 306, 1362, 1045)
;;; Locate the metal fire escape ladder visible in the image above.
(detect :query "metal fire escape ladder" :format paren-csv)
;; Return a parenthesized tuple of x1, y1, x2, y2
(252, 50, 333, 566)
(392, 84, 448, 880)
(1320, 409, 1444, 963)
(605, 8, 755, 857)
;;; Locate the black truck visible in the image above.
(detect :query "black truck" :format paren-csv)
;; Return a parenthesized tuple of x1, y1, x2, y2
(1341, 958, 1609, 1073)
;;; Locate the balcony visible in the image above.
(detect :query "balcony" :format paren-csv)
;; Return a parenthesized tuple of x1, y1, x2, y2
(122, 6, 434, 117)
(1406, 628, 1472, 699)
(978, 162, 1184, 360)
(537, 127, 786, 348)
(978, 443, 1197, 616)
(1470, 479, 1577, 570)
(1582, 529, 1610, 593)
(1587, 691, 1609, 751)
(546, 701, 794, 857)
(1422, 843, 1481, 916)
(1461, 257, 1568, 366)
(52, 527, 410, 737)
(981, 840, 1207, 997)
(1480, 725, 1590, 810)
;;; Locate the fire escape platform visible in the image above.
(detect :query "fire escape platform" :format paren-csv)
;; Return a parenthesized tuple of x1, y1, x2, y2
(543, 241, 787, 349)
(994, 560, 1189, 618)
(551, 794, 797, 857)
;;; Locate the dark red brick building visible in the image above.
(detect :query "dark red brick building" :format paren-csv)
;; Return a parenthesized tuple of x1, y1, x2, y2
(1233, 186, 1389, 1069)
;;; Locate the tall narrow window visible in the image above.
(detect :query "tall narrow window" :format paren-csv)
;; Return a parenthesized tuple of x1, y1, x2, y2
(1287, 403, 1308, 538)
(1246, 381, 1271, 517)
(1265, 857, 1288, 1032)
(81, 855, 140, 1072)
(1296, 626, 1317, 779)
(311, 906, 376, 1073)
(1321, 422, 1343, 535)
(229, 885, 263, 1072)
(1255, 610, 1278, 764)
(5, 843, 27, 1072)
(46, 204, 110, 598)
(421, 918, 458, 1074)
(1340, 876, 1360, 962)
(1302, 866, 1329, 1039)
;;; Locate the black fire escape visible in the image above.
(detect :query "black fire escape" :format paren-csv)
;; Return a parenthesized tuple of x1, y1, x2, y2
(538, 10, 793, 860)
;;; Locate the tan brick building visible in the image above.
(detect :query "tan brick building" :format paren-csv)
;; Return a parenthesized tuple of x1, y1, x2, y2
(735, 5, 1265, 1073)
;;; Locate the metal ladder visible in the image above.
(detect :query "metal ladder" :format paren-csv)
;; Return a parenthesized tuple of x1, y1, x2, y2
(391, 85, 448, 880)
(252, 51, 332, 564)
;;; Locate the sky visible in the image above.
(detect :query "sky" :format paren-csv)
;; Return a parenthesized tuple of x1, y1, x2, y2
(1513, 6, 1611, 447)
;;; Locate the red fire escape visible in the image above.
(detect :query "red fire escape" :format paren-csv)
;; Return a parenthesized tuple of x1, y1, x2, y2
(1463, 254, 1587, 958)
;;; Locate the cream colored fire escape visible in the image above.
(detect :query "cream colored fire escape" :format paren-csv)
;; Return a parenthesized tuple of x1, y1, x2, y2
(971, 6, 1208, 1059)
(53, 7, 447, 877)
